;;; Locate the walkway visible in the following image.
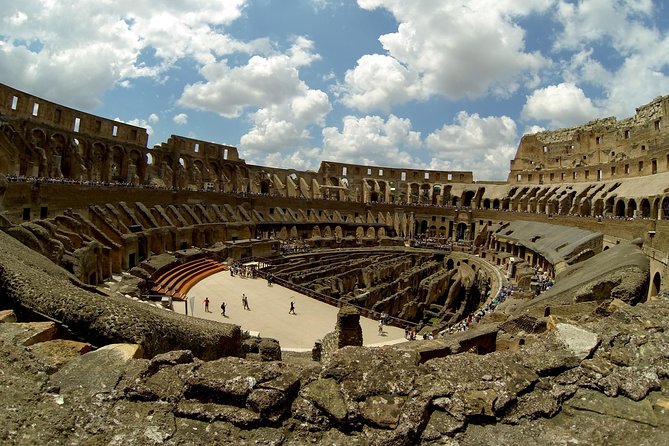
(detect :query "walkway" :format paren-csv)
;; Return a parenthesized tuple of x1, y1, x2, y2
(178, 270, 407, 351)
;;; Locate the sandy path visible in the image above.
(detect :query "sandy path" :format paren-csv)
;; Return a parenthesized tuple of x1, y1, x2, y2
(177, 270, 407, 351)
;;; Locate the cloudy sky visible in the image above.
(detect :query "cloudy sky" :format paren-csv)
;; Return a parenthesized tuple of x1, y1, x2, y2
(1, 0, 668, 180)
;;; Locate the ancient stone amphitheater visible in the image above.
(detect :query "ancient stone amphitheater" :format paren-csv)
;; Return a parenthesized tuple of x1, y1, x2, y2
(1, 82, 669, 445)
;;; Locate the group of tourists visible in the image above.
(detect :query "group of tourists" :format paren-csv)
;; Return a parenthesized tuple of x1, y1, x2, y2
(443, 284, 515, 335)
(229, 261, 257, 278)
(203, 292, 296, 317)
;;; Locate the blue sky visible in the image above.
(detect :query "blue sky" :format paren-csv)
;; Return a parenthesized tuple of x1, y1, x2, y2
(1, 0, 668, 180)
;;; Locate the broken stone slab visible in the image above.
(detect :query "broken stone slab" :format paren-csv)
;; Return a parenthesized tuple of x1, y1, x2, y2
(321, 346, 419, 401)
(27, 339, 94, 370)
(0, 309, 17, 323)
(566, 388, 658, 427)
(50, 343, 144, 395)
(553, 323, 599, 359)
(0, 321, 57, 346)
(358, 394, 406, 429)
(299, 378, 348, 423)
(175, 400, 261, 428)
(182, 357, 287, 406)
(420, 409, 465, 441)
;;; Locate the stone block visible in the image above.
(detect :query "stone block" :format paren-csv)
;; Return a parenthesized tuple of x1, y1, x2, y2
(0, 321, 57, 346)
(28, 339, 94, 370)
(554, 323, 599, 360)
(0, 309, 17, 323)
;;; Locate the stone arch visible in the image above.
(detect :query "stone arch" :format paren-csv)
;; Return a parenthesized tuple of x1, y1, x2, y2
(438, 225, 447, 237)
(48, 132, 68, 178)
(640, 198, 651, 218)
(452, 196, 459, 206)
(27, 127, 48, 176)
(355, 227, 365, 239)
(420, 220, 428, 234)
(462, 190, 476, 207)
(279, 226, 288, 240)
(110, 145, 127, 181)
(260, 178, 271, 194)
(492, 199, 500, 210)
(482, 198, 491, 209)
(662, 196, 669, 220)
(127, 149, 144, 183)
(652, 197, 660, 220)
(446, 258, 455, 269)
(420, 183, 431, 203)
(456, 222, 467, 240)
(605, 196, 615, 215)
(366, 227, 376, 238)
(312, 226, 321, 238)
(474, 187, 486, 208)
(409, 183, 420, 203)
(378, 180, 388, 202)
(579, 198, 591, 217)
(615, 199, 626, 217)
(221, 164, 237, 192)
(651, 272, 662, 297)
(322, 226, 332, 238)
(626, 199, 637, 218)
(334, 226, 343, 238)
(432, 184, 442, 205)
(89, 142, 107, 181)
(377, 227, 386, 237)
(593, 199, 604, 217)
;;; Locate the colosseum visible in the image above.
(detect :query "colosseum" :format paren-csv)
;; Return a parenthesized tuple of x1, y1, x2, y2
(1, 82, 668, 445)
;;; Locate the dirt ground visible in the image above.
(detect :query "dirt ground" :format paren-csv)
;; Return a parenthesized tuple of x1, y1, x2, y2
(178, 270, 407, 351)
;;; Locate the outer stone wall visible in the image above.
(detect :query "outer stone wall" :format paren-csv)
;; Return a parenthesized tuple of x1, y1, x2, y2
(0, 230, 242, 359)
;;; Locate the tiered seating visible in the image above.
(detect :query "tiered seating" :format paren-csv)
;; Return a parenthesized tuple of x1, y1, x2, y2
(151, 258, 226, 300)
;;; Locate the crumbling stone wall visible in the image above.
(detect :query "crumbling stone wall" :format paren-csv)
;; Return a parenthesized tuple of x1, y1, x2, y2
(0, 230, 241, 359)
(320, 305, 363, 362)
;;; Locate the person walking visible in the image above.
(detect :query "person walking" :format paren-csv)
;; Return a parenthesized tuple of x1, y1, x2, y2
(204, 297, 210, 313)
(220, 301, 226, 317)
(242, 293, 250, 310)
(289, 300, 296, 315)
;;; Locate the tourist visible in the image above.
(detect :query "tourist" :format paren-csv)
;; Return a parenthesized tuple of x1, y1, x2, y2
(204, 297, 210, 313)
(378, 318, 384, 335)
(289, 300, 296, 315)
(220, 301, 226, 317)
(242, 293, 250, 310)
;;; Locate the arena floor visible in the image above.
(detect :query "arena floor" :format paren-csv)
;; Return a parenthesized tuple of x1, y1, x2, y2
(179, 271, 408, 351)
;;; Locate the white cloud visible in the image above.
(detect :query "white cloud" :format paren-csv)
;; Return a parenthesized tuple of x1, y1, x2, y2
(337, 54, 420, 112)
(179, 37, 321, 118)
(0, 1, 253, 109)
(181, 36, 333, 165)
(340, 0, 551, 111)
(554, 0, 656, 53)
(173, 113, 188, 125)
(322, 114, 422, 167)
(521, 83, 600, 128)
(240, 89, 331, 156)
(148, 113, 159, 124)
(425, 112, 518, 180)
(552, 0, 669, 118)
